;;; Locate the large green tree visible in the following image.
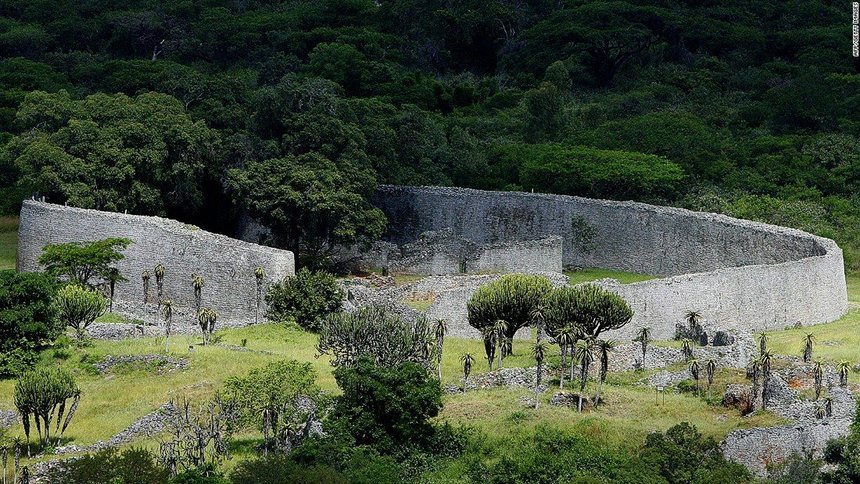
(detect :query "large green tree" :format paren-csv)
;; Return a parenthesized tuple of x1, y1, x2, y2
(228, 152, 385, 267)
(5, 90, 220, 218)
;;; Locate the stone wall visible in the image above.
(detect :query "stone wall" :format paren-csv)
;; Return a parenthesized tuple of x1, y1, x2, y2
(17, 201, 295, 326)
(351, 228, 563, 275)
(375, 186, 848, 340)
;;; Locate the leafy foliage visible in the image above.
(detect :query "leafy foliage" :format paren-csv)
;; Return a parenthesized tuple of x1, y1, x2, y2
(641, 422, 751, 483)
(54, 284, 106, 340)
(265, 268, 343, 331)
(45, 447, 169, 484)
(223, 360, 321, 453)
(332, 357, 443, 454)
(0, 270, 59, 377)
(317, 306, 434, 369)
(38, 237, 130, 287)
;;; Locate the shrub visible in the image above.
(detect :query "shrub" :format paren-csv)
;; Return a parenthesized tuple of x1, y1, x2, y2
(223, 360, 321, 453)
(0, 270, 60, 377)
(641, 422, 751, 483)
(45, 447, 169, 483)
(265, 268, 343, 331)
(230, 455, 348, 484)
(55, 284, 106, 340)
(317, 306, 433, 368)
(14, 366, 81, 448)
(333, 357, 443, 454)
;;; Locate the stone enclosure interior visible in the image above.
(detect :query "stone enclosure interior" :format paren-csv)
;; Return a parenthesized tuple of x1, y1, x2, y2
(15, 185, 849, 341)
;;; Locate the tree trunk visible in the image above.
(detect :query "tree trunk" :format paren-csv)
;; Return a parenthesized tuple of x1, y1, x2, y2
(559, 345, 567, 389)
(594, 378, 604, 407)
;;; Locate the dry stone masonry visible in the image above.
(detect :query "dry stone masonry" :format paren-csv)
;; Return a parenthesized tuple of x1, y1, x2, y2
(17, 201, 295, 326)
(373, 186, 849, 340)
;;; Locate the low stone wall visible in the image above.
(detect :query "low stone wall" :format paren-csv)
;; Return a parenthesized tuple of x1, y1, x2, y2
(373, 186, 848, 340)
(17, 201, 295, 326)
(722, 386, 855, 477)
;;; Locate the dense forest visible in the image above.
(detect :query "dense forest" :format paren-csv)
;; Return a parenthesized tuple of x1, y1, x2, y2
(2, 0, 859, 268)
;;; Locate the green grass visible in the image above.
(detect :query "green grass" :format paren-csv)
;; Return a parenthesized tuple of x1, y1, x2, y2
(0, 216, 17, 271)
(565, 267, 655, 285)
(95, 312, 143, 324)
(764, 272, 860, 364)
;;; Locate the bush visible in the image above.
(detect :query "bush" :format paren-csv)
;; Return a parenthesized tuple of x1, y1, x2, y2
(641, 422, 751, 483)
(230, 455, 348, 484)
(55, 284, 106, 340)
(317, 305, 434, 368)
(265, 268, 343, 331)
(45, 447, 169, 484)
(0, 270, 60, 377)
(222, 360, 321, 452)
(333, 357, 443, 454)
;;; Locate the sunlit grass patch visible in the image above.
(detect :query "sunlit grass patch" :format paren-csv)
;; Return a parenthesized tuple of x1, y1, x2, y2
(564, 267, 655, 285)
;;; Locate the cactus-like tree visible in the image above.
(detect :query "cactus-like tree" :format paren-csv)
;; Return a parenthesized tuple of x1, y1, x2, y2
(705, 359, 717, 399)
(574, 338, 594, 412)
(681, 338, 693, 361)
(556, 326, 576, 389)
(142, 270, 151, 304)
(760, 350, 773, 409)
(824, 396, 834, 417)
(154, 264, 165, 298)
(162, 299, 173, 353)
(689, 358, 701, 395)
(813, 360, 824, 401)
(533, 342, 548, 409)
(803, 333, 815, 363)
(14, 367, 80, 452)
(104, 267, 125, 313)
(197, 308, 217, 345)
(433, 319, 447, 381)
(749, 358, 761, 413)
(838, 360, 851, 387)
(593, 339, 616, 407)
(757, 331, 768, 356)
(635, 327, 651, 368)
(461, 353, 475, 393)
(254, 266, 265, 324)
(468, 274, 552, 362)
(191, 274, 204, 314)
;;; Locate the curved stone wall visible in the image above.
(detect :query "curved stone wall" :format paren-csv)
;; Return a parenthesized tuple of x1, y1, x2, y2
(17, 201, 295, 326)
(376, 186, 848, 340)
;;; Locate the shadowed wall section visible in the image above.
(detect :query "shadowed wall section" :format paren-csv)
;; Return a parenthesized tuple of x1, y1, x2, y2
(17, 201, 295, 326)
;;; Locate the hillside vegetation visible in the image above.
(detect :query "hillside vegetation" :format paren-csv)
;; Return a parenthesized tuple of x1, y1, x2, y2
(1, 1, 859, 269)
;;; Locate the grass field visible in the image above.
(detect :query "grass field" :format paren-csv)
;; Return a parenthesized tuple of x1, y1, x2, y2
(0, 216, 17, 270)
(565, 267, 655, 285)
